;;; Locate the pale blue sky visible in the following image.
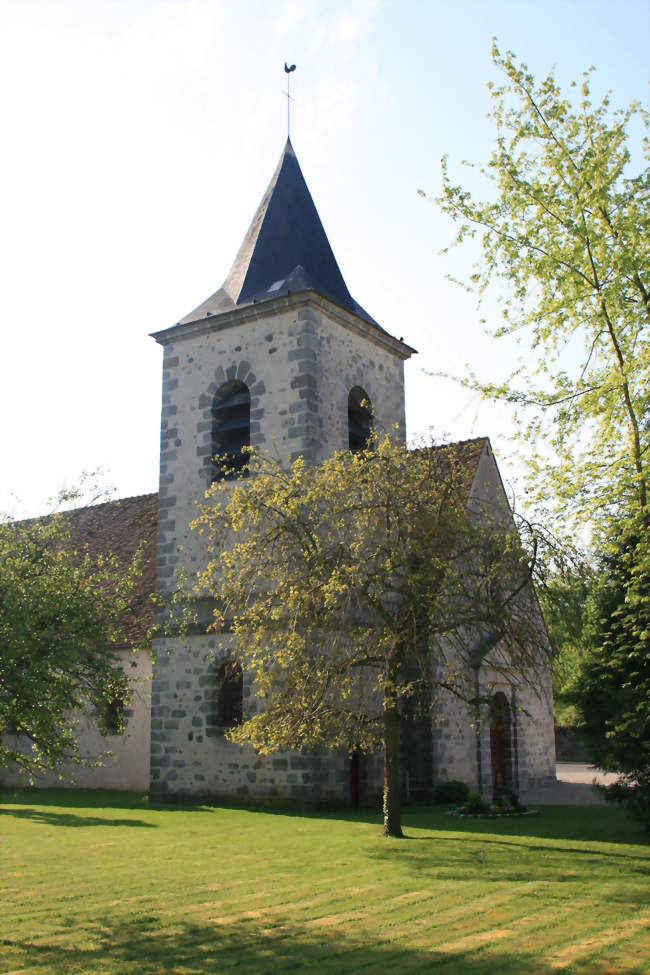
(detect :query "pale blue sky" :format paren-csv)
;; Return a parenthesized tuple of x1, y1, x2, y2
(1, 0, 648, 515)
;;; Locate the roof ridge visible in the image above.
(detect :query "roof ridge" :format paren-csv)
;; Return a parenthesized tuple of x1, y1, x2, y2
(432, 436, 490, 448)
(46, 444, 491, 518)
(59, 492, 158, 515)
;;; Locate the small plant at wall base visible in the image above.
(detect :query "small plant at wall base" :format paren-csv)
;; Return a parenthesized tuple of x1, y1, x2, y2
(192, 436, 551, 838)
(458, 791, 492, 815)
(493, 788, 527, 813)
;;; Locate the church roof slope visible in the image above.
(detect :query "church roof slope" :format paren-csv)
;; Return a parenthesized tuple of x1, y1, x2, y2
(180, 138, 383, 330)
(424, 437, 490, 499)
(14, 443, 490, 648)
(60, 493, 158, 645)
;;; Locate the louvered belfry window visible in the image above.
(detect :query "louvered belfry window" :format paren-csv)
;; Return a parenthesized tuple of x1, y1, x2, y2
(212, 380, 251, 480)
(348, 386, 372, 453)
(217, 660, 243, 728)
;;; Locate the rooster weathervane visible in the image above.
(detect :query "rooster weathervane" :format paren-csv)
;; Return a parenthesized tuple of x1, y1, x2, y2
(283, 62, 296, 139)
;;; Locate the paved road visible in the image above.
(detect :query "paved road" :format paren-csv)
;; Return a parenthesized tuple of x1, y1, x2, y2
(521, 762, 619, 806)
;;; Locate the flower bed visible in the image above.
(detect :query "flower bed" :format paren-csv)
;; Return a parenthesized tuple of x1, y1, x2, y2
(450, 789, 535, 817)
(447, 808, 538, 818)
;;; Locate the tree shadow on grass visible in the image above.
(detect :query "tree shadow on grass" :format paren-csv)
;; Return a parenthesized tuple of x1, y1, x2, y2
(365, 830, 650, 888)
(2, 787, 648, 848)
(209, 799, 650, 850)
(2, 913, 569, 975)
(0, 807, 156, 828)
(309, 801, 650, 848)
(400, 803, 650, 848)
(0, 787, 210, 815)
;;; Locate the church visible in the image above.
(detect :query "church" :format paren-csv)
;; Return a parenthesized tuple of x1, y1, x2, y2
(1, 138, 556, 804)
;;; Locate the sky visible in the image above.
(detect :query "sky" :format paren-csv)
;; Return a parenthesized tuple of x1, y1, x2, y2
(1, 0, 648, 516)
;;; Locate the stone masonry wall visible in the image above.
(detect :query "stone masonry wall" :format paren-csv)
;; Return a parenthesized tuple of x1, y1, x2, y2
(428, 444, 556, 796)
(155, 299, 406, 588)
(0, 649, 152, 792)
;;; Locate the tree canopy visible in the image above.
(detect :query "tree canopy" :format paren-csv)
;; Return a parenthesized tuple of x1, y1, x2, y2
(192, 437, 550, 836)
(433, 44, 649, 822)
(576, 515, 649, 767)
(569, 511, 650, 827)
(434, 41, 649, 531)
(0, 507, 147, 778)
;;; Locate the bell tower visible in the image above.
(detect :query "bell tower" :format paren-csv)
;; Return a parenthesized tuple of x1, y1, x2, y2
(149, 138, 414, 802)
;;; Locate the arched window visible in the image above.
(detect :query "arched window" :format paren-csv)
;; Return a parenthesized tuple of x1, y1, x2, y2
(212, 380, 250, 480)
(216, 660, 243, 728)
(348, 386, 372, 453)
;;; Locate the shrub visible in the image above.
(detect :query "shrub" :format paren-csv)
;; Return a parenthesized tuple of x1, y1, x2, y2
(458, 790, 491, 815)
(599, 770, 650, 832)
(493, 788, 527, 813)
(457, 789, 528, 816)
(435, 779, 471, 804)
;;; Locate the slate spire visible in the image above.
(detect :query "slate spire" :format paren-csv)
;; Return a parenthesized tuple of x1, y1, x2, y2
(179, 138, 380, 329)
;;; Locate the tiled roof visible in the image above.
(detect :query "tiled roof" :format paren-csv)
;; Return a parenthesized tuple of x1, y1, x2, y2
(61, 493, 158, 644)
(44, 440, 488, 646)
(424, 437, 489, 499)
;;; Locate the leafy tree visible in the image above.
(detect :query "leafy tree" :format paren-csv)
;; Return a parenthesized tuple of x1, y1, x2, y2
(0, 507, 146, 778)
(538, 567, 592, 725)
(192, 437, 549, 837)
(572, 513, 650, 827)
(433, 42, 649, 531)
(431, 43, 649, 807)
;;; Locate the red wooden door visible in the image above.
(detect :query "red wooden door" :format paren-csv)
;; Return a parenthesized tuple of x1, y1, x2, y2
(490, 724, 506, 793)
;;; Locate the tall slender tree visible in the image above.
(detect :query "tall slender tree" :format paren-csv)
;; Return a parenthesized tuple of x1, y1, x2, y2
(433, 42, 649, 531)
(432, 45, 649, 814)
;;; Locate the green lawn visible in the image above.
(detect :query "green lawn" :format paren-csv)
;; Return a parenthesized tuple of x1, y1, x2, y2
(1, 790, 648, 974)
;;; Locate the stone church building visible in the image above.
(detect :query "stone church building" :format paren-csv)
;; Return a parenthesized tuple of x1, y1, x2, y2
(1, 139, 556, 804)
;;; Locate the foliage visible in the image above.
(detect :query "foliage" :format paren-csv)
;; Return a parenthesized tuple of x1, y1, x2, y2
(94, 677, 129, 738)
(458, 787, 526, 816)
(0, 507, 146, 777)
(433, 43, 649, 807)
(434, 41, 649, 531)
(434, 778, 471, 804)
(494, 787, 526, 813)
(599, 770, 650, 832)
(538, 566, 593, 724)
(192, 436, 550, 837)
(458, 790, 491, 815)
(572, 511, 650, 827)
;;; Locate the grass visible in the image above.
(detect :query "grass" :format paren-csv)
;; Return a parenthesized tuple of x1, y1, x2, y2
(1, 790, 649, 974)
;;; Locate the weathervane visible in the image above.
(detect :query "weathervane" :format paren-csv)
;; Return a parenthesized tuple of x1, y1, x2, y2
(283, 62, 296, 139)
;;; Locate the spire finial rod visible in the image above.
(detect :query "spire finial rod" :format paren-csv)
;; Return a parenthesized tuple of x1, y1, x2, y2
(283, 62, 296, 139)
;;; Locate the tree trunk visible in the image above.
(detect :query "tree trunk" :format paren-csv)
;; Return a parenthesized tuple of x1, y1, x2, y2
(383, 692, 403, 838)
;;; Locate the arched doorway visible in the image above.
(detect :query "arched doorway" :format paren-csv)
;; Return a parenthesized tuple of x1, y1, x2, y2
(489, 692, 511, 795)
